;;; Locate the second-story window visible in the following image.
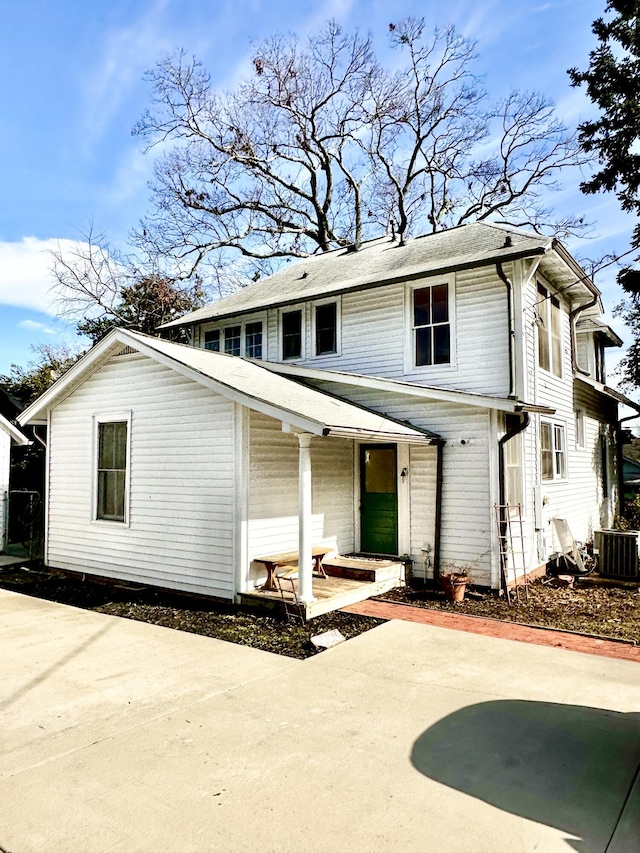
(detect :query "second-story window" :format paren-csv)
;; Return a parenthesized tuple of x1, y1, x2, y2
(224, 326, 241, 356)
(204, 329, 220, 351)
(245, 322, 263, 359)
(537, 283, 563, 377)
(315, 303, 337, 355)
(282, 310, 303, 360)
(413, 283, 450, 366)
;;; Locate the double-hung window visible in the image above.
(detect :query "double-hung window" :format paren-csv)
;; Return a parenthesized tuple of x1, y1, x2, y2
(204, 329, 220, 351)
(224, 326, 241, 356)
(245, 322, 263, 359)
(413, 283, 451, 366)
(505, 430, 524, 513)
(96, 418, 129, 522)
(315, 302, 337, 355)
(541, 421, 566, 481)
(537, 283, 563, 377)
(282, 309, 303, 360)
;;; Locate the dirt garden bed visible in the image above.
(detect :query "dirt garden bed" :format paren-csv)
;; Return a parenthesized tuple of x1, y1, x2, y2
(2, 563, 639, 654)
(0, 565, 384, 659)
(377, 577, 640, 644)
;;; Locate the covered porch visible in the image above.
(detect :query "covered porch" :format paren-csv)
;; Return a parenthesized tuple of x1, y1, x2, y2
(242, 399, 442, 618)
(240, 554, 406, 620)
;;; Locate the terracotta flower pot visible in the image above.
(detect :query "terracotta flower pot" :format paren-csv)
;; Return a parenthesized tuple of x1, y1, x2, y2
(441, 574, 468, 603)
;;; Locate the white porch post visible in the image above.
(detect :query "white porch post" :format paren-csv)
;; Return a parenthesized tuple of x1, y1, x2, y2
(297, 432, 315, 604)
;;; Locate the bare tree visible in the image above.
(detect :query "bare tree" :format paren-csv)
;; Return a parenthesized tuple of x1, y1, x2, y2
(132, 18, 588, 281)
(50, 228, 204, 343)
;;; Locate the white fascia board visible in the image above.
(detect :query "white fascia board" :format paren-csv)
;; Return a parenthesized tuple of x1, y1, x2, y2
(0, 413, 30, 445)
(326, 427, 435, 444)
(18, 335, 128, 426)
(264, 361, 530, 414)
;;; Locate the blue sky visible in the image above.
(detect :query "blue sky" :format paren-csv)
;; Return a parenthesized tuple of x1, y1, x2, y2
(0, 0, 635, 379)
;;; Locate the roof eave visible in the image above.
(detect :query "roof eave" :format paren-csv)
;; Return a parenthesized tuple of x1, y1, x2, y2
(0, 413, 30, 445)
(575, 374, 640, 413)
(159, 244, 550, 329)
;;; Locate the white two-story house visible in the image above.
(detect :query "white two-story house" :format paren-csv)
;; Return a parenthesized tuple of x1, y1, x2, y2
(18, 222, 637, 614)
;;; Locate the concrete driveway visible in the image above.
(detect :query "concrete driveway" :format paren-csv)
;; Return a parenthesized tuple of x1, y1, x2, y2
(1, 588, 639, 853)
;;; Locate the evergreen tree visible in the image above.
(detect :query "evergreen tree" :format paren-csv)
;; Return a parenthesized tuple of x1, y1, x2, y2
(569, 1, 640, 386)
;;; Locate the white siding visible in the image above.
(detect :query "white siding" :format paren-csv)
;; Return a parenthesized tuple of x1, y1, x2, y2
(247, 411, 354, 587)
(196, 266, 512, 395)
(519, 270, 617, 563)
(408, 445, 438, 581)
(47, 353, 237, 598)
(0, 429, 10, 551)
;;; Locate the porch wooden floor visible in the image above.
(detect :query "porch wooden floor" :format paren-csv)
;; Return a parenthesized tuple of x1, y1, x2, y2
(239, 566, 404, 620)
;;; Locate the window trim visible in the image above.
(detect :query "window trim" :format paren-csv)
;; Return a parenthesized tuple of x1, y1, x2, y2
(311, 297, 341, 358)
(536, 281, 564, 379)
(92, 411, 132, 527)
(279, 304, 306, 361)
(404, 277, 456, 374)
(540, 419, 567, 482)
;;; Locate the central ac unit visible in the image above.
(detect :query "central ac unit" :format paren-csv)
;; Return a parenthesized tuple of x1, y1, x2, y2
(595, 529, 640, 579)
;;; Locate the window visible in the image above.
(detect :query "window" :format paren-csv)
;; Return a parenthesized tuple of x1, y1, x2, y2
(282, 310, 303, 360)
(413, 283, 450, 366)
(575, 409, 586, 449)
(505, 430, 524, 513)
(245, 322, 263, 359)
(541, 421, 566, 481)
(595, 340, 605, 383)
(315, 302, 337, 355)
(96, 420, 128, 522)
(536, 283, 563, 377)
(204, 329, 220, 351)
(224, 326, 241, 356)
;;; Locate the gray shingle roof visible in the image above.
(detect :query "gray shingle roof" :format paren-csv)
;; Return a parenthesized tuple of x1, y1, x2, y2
(20, 329, 440, 443)
(161, 222, 553, 328)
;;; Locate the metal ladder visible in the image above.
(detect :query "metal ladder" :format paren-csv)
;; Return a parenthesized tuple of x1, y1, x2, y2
(494, 504, 528, 605)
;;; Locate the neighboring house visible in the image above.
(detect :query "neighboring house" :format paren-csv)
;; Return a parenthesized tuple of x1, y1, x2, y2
(0, 412, 30, 553)
(622, 455, 640, 501)
(18, 222, 640, 608)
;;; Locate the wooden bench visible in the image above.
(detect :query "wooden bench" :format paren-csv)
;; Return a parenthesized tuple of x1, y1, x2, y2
(253, 546, 333, 591)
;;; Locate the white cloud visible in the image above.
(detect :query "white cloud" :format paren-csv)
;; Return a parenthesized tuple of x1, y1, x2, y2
(0, 237, 87, 315)
(18, 319, 58, 335)
(81, 0, 174, 146)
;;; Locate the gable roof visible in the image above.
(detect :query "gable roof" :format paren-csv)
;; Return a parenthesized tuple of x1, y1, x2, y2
(0, 412, 29, 446)
(18, 330, 441, 444)
(160, 221, 599, 328)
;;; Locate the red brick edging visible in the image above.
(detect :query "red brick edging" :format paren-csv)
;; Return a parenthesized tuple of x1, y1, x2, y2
(343, 599, 640, 664)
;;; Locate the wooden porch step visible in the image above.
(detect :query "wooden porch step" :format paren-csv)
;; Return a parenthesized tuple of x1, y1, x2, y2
(321, 556, 403, 583)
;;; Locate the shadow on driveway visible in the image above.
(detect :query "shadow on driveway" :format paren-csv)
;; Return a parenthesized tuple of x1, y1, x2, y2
(0, 622, 113, 713)
(411, 700, 640, 852)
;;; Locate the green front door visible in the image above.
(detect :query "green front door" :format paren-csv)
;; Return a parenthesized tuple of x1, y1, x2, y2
(360, 444, 398, 555)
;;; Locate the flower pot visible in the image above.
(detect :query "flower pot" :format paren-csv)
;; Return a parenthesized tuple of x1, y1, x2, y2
(441, 574, 468, 603)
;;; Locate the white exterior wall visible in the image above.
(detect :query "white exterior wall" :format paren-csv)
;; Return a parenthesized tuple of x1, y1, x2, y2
(519, 270, 617, 564)
(246, 410, 354, 588)
(46, 352, 237, 598)
(306, 380, 496, 586)
(197, 264, 511, 396)
(0, 429, 10, 551)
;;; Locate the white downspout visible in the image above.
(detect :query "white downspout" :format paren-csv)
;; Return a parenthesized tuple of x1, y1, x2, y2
(297, 433, 315, 604)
